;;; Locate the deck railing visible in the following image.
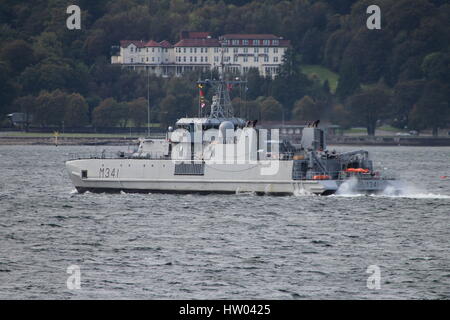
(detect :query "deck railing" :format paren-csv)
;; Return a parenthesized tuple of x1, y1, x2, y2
(68, 152, 169, 160)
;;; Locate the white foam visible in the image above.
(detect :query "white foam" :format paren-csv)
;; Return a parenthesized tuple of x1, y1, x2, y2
(333, 179, 450, 199)
(335, 176, 359, 196)
(293, 187, 314, 197)
(371, 192, 450, 199)
(331, 175, 450, 199)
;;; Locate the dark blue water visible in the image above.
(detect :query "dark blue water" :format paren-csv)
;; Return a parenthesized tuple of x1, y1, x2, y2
(0, 145, 449, 299)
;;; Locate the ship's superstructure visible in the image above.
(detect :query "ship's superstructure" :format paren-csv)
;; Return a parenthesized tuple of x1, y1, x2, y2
(66, 74, 400, 195)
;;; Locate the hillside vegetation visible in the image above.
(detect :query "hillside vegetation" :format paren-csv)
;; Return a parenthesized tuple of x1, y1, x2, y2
(0, 0, 449, 135)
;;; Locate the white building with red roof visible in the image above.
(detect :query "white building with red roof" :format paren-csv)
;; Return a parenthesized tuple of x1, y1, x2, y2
(112, 32, 290, 78)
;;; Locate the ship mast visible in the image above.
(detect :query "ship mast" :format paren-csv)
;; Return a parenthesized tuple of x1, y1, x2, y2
(196, 38, 246, 119)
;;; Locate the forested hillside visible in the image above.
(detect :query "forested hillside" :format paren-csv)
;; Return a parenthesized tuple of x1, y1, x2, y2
(0, 0, 449, 135)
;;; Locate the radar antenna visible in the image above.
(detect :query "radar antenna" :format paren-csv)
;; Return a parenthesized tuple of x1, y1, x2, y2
(197, 38, 246, 119)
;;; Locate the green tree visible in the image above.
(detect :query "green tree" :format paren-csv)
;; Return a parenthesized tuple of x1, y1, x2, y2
(34, 90, 67, 127)
(272, 49, 312, 113)
(92, 98, 128, 128)
(19, 60, 72, 94)
(32, 32, 63, 60)
(409, 80, 449, 136)
(0, 61, 17, 117)
(292, 96, 322, 122)
(128, 97, 148, 128)
(233, 97, 262, 121)
(421, 52, 450, 83)
(260, 96, 283, 121)
(0, 40, 35, 74)
(159, 94, 178, 128)
(347, 86, 391, 136)
(245, 67, 264, 100)
(64, 93, 89, 127)
(335, 62, 361, 101)
(12, 95, 35, 131)
(391, 80, 425, 129)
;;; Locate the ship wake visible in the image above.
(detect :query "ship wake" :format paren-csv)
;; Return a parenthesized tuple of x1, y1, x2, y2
(334, 177, 450, 199)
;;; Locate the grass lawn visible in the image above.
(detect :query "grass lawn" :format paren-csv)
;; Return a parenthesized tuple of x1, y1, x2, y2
(378, 125, 407, 132)
(343, 128, 367, 134)
(300, 65, 339, 93)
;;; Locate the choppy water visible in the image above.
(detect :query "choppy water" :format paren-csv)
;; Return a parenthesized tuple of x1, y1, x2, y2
(0, 145, 449, 299)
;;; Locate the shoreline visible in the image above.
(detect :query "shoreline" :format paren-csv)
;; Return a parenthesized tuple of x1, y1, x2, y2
(0, 137, 136, 146)
(1, 136, 450, 146)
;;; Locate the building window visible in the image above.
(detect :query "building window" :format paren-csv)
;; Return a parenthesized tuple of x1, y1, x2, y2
(274, 57, 278, 63)
(274, 48, 278, 53)
(273, 40, 279, 45)
(243, 48, 248, 53)
(243, 40, 249, 45)
(243, 67, 249, 73)
(152, 48, 154, 52)
(214, 56, 219, 62)
(263, 40, 270, 45)
(141, 58, 144, 62)
(205, 48, 208, 53)
(184, 56, 186, 62)
(233, 48, 238, 53)
(264, 56, 269, 62)
(205, 56, 208, 62)
(254, 47, 259, 53)
(243, 56, 248, 62)
(214, 47, 219, 53)
(200, 56, 203, 62)
(152, 57, 154, 62)
(234, 55, 238, 62)
(254, 55, 259, 62)
(253, 40, 260, 46)
(130, 47, 134, 52)
(183, 48, 186, 53)
(190, 56, 192, 62)
(194, 56, 197, 62)
(232, 40, 239, 45)
(130, 58, 133, 63)
(264, 47, 269, 53)
(194, 48, 197, 53)
(146, 57, 149, 62)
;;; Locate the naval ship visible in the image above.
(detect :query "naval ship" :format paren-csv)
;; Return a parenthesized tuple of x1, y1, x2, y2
(66, 78, 400, 196)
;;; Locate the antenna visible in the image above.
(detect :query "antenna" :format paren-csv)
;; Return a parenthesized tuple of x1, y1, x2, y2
(195, 37, 247, 120)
